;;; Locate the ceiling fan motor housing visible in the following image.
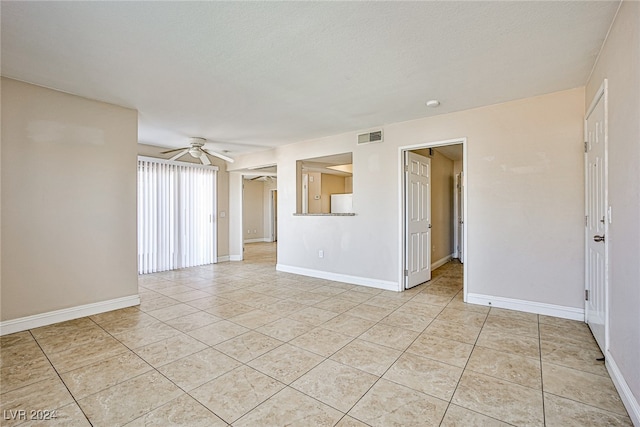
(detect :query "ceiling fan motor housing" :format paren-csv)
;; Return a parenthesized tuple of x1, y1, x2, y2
(189, 137, 206, 147)
(188, 137, 206, 158)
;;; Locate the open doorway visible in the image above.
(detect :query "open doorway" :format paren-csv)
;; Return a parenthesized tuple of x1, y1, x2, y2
(400, 138, 466, 295)
(241, 165, 277, 264)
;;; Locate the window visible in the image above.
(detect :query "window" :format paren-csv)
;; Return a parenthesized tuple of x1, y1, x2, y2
(137, 157, 217, 274)
(296, 153, 353, 214)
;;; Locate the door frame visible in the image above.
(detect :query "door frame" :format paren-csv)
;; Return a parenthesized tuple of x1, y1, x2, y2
(454, 172, 464, 262)
(270, 189, 278, 242)
(399, 137, 468, 296)
(584, 79, 609, 351)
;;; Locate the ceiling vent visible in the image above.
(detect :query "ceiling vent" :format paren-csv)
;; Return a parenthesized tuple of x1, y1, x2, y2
(357, 130, 383, 145)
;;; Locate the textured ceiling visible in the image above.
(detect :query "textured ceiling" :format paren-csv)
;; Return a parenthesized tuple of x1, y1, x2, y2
(1, 1, 620, 155)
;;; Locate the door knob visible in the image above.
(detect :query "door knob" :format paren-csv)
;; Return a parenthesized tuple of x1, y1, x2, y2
(593, 235, 605, 242)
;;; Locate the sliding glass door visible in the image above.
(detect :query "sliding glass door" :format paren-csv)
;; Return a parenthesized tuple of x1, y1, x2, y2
(137, 157, 217, 274)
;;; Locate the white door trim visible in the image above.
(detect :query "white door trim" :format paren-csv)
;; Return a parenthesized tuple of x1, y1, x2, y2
(453, 172, 464, 263)
(584, 79, 609, 353)
(270, 189, 278, 242)
(398, 137, 468, 297)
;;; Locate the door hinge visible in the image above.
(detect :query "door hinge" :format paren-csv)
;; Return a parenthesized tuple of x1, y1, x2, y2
(585, 289, 589, 301)
(404, 164, 409, 172)
(584, 141, 588, 153)
(585, 215, 588, 227)
(404, 269, 409, 277)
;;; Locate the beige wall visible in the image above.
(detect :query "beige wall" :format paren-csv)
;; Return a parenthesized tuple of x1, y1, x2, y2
(243, 177, 278, 242)
(321, 174, 347, 213)
(243, 179, 265, 241)
(345, 176, 353, 193)
(307, 172, 322, 213)
(304, 172, 348, 213)
(586, 0, 640, 414)
(1, 78, 138, 321)
(137, 143, 230, 259)
(262, 178, 277, 241)
(415, 149, 454, 264)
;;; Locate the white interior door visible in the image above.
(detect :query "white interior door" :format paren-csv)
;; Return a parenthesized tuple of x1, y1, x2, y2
(585, 82, 608, 353)
(405, 151, 431, 289)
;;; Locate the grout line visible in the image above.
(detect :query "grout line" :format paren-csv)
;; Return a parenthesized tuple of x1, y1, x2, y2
(14, 253, 613, 426)
(539, 312, 546, 426)
(92, 303, 234, 424)
(27, 330, 94, 427)
(442, 295, 489, 424)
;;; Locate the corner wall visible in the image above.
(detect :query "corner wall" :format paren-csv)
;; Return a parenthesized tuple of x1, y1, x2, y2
(586, 1, 640, 421)
(1, 78, 139, 330)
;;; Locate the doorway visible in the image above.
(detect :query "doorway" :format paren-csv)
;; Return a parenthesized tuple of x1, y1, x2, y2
(400, 138, 467, 295)
(238, 165, 277, 262)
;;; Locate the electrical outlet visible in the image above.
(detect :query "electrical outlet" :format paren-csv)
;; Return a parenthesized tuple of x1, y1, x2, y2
(318, 250, 324, 258)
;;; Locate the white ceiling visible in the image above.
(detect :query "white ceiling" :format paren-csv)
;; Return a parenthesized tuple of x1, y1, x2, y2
(1, 1, 619, 155)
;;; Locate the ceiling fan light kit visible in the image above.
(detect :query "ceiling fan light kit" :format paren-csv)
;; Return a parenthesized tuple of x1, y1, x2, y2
(160, 137, 234, 164)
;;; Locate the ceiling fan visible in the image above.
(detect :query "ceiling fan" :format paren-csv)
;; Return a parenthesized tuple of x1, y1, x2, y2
(161, 137, 234, 164)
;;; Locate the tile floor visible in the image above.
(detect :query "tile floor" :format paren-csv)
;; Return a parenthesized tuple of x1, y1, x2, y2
(0, 243, 632, 426)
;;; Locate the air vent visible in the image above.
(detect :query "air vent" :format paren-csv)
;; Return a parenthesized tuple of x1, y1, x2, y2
(357, 130, 383, 145)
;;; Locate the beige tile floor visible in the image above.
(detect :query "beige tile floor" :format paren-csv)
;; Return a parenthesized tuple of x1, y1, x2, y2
(0, 242, 632, 426)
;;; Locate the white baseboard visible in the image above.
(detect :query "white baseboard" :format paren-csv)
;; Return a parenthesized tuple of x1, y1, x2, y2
(466, 293, 584, 321)
(431, 254, 453, 270)
(606, 353, 640, 426)
(229, 255, 243, 261)
(0, 295, 141, 336)
(217, 255, 230, 262)
(276, 264, 399, 291)
(244, 238, 270, 243)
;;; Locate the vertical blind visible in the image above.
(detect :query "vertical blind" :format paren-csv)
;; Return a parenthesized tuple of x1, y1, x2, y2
(137, 157, 217, 274)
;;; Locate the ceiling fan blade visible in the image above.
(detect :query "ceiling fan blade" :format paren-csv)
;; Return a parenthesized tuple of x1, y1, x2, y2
(169, 149, 189, 161)
(202, 148, 234, 163)
(161, 146, 188, 154)
(199, 153, 211, 166)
